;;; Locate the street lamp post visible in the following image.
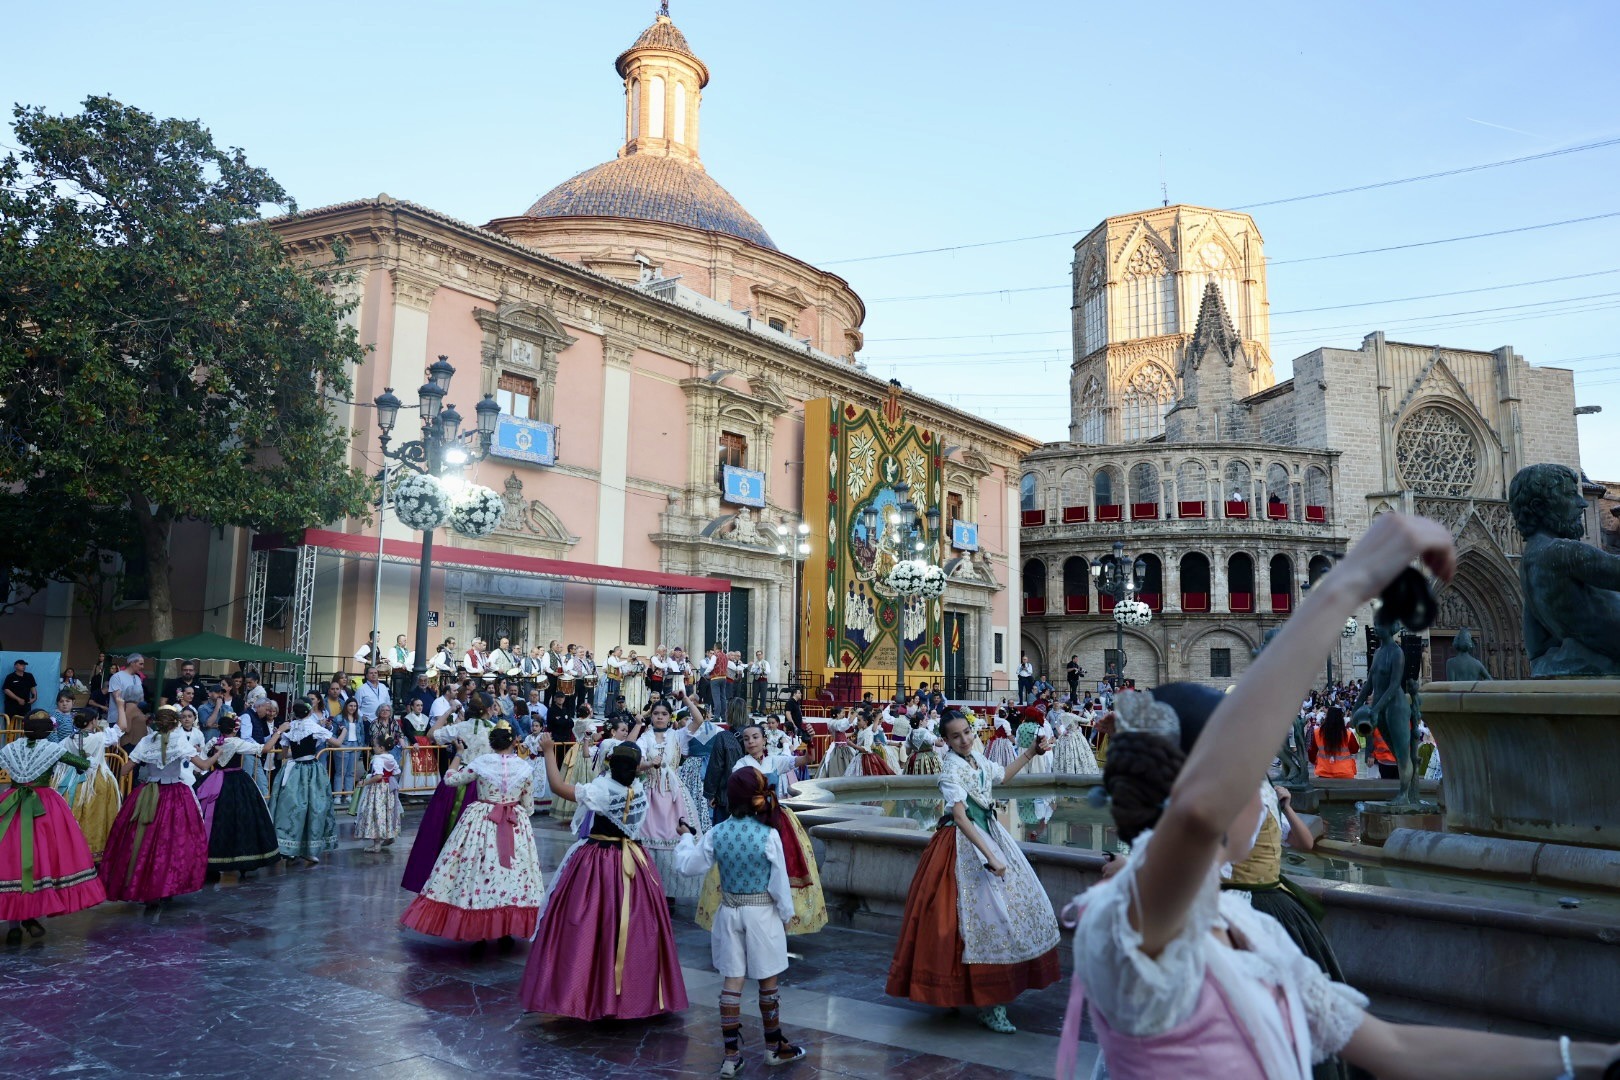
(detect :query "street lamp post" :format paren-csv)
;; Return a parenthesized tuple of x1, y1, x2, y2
(1330, 615, 1359, 687)
(862, 481, 941, 705)
(373, 356, 501, 689)
(1092, 539, 1148, 688)
(776, 519, 811, 685)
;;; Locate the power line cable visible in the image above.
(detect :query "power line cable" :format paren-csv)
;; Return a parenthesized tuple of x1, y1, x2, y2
(819, 136, 1620, 266)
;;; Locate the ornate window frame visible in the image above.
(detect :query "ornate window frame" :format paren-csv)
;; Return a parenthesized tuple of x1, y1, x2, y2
(474, 300, 578, 426)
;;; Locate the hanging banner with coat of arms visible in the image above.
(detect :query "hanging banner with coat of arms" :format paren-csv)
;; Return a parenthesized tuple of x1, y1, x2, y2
(800, 388, 943, 682)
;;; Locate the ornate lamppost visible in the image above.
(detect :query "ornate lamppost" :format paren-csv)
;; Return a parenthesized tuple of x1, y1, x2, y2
(863, 481, 942, 704)
(372, 356, 502, 689)
(775, 518, 811, 683)
(1330, 615, 1359, 687)
(1093, 539, 1149, 688)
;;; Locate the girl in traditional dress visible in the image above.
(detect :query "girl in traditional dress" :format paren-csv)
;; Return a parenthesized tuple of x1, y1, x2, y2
(61, 711, 121, 858)
(1014, 707, 1056, 828)
(904, 711, 942, 775)
(982, 707, 1019, 768)
(401, 697, 497, 892)
(264, 701, 342, 866)
(399, 696, 438, 797)
(100, 707, 220, 904)
(355, 731, 403, 853)
(816, 708, 857, 779)
(1, 713, 106, 943)
(547, 715, 598, 823)
(696, 723, 826, 936)
(635, 700, 699, 900)
(886, 711, 1059, 1034)
(521, 735, 689, 1020)
(1050, 706, 1100, 775)
(1054, 515, 1620, 1080)
(675, 698, 726, 833)
(594, 717, 636, 775)
(196, 714, 280, 877)
(400, 723, 544, 942)
(676, 769, 810, 1077)
(847, 711, 897, 777)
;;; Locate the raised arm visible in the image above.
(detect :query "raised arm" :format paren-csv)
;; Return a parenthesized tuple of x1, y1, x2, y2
(537, 733, 574, 803)
(1001, 736, 1052, 781)
(1133, 514, 1455, 957)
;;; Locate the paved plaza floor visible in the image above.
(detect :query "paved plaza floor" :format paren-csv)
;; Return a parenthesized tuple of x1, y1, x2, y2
(4, 809, 1092, 1079)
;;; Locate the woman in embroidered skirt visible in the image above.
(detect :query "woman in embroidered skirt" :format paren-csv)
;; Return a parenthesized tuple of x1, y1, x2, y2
(100, 707, 220, 904)
(264, 702, 341, 866)
(815, 708, 857, 779)
(400, 723, 544, 941)
(981, 707, 1019, 768)
(1049, 705, 1100, 775)
(355, 732, 403, 853)
(1, 714, 106, 943)
(695, 722, 826, 936)
(520, 735, 688, 1020)
(675, 699, 725, 834)
(676, 768, 810, 1077)
(635, 700, 700, 900)
(401, 700, 496, 892)
(58, 710, 122, 858)
(886, 711, 1059, 1034)
(398, 697, 438, 798)
(846, 711, 897, 777)
(195, 714, 280, 876)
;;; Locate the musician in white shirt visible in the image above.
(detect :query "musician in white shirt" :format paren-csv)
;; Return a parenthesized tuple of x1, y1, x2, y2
(664, 647, 690, 698)
(486, 635, 520, 680)
(462, 638, 489, 680)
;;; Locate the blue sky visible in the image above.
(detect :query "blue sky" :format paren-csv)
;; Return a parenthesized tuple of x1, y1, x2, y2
(6, 0, 1618, 475)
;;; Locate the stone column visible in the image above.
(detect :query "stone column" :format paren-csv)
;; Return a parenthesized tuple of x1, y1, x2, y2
(687, 593, 706, 655)
(765, 579, 783, 679)
(1212, 547, 1229, 614)
(1163, 550, 1181, 614)
(979, 608, 994, 697)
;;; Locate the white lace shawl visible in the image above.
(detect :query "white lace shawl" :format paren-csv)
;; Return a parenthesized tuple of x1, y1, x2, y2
(446, 752, 532, 806)
(0, 738, 68, 783)
(572, 774, 649, 839)
(1070, 829, 1367, 1077)
(284, 717, 334, 750)
(130, 731, 202, 768)
(938, 747, 1003, 811)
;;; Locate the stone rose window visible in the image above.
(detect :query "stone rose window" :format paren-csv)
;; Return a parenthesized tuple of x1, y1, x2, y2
(1396, 405, 1480, 497)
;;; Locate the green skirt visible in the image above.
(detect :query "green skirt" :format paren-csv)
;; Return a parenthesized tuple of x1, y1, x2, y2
(270, 760, 338, 859)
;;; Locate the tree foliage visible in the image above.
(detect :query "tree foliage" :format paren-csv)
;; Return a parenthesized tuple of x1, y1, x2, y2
(0, 96, 372, 638)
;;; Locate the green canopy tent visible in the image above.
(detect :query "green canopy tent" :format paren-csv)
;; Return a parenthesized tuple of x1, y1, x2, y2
(108, 631, 304, 693)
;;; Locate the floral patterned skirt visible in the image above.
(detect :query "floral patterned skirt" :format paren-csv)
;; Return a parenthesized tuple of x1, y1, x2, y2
(400, 800, 543, 941)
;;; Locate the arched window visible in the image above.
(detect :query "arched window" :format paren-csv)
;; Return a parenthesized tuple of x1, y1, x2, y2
(1195, 241, 1243, 338)
(1129, 461, 1160, 519)
(1078, 376, 1105, 444)
(673, 81, 687, 143)
(1063, 556, 1090, 614)
(1176, 458, 1208, 518)
(1304, 466, 1330, 523)
(1228, 553, 1255, 612)
(1019, 472, 1040, 512)
(1265, 463, 1291, 520)
(1180, 552, 1212, 611)
(1224, 459, 1252, 500)
(1022, 559, 1047, 616)
(1308, 554, 1334, 585)
(1121, 364, 1175, 442)
(1123, 242, 1177, 339)
(1060, 467, 1089, 523)
(648, 75, 666, 138)
(630, 79, 641, 139)
(1270, 554, 1295, 613)
(1078, 256, 1106, 355)
(1136, 553, 1164, 611)
(1094, 466, 1122, 521)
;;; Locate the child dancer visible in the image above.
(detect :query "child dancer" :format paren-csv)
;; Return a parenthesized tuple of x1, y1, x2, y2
(886, 711, 1059, 1033)
(635, 699, 699, 900)
(676, 768, 809, 1078)
(520, 736, 688, 1020)
(1049, 705, 1100, 775)
(400, 722, 544, 942)
(847, 711, 897, 776)
(196, 714, 280, 876)
(60, 710, 122, 858)
(675, 697, 725, 833)
(547, 714, 598, 822)
(0, 713, 106, 943)
(100, 707, 220, 904)
(265, 701, 341, 866)
(816, 708, 856, 778)
(355, 733, 403, 853)
(904, 711, 941, 775)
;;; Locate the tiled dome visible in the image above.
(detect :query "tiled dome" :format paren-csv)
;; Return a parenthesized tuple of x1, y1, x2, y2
(615, 20, 701, 79)
(525, 154, 777, 251)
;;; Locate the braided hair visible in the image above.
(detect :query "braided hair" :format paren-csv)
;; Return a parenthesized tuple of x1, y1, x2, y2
(1101, 683, 1222, 844)
(727, 766, 779, 827)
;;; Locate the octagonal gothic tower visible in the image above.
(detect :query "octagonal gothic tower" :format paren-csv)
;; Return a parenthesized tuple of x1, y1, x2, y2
(1069, 206, 1272, 445)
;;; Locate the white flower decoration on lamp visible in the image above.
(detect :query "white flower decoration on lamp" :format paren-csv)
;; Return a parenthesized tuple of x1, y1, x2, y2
(1113, 599, 1153, 628)
(918, 564, 947, 599)
(392, 472, 452, 532)
(886, 559, 928, 595)
(449, 484, 504, 539)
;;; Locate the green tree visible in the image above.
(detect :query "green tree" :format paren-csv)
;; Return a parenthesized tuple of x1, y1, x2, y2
(0, 96, 372, 641)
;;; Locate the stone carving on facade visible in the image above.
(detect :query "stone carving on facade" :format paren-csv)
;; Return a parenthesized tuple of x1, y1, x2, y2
(494, 472, 578, 549)
(1396, 405, 1480, 497)
(1125, 240, 1169, 278)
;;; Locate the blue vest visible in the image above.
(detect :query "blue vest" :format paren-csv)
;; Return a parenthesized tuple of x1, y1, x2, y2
(710, 816, 774, 894)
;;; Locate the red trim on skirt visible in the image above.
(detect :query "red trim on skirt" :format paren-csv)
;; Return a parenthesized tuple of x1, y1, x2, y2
(399, 895, 539, 941)
(885, 825, 1059, 1007)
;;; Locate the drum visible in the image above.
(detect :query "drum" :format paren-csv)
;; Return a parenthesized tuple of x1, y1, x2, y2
(557, 675, 577, 695)
(582, 674, 600, 689)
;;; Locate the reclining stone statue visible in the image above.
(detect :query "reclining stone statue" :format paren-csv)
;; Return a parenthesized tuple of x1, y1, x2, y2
(1509, 463, 1620, 677)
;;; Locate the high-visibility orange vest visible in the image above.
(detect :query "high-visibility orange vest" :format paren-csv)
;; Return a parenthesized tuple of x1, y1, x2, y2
(1314, 729, 1358, 779)
(1372, 730, 1397, 766)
